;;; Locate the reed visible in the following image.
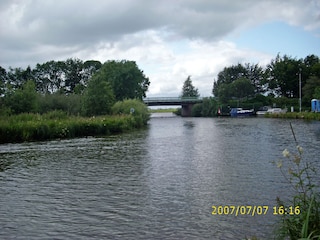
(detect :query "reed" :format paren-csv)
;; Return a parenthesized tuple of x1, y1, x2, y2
(0, 112, 138, 143)
(274, 123, 320, 240)
(265, 112, 320, 121)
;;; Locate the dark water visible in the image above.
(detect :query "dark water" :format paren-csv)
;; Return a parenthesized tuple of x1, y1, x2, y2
(1, 114, 320, 239)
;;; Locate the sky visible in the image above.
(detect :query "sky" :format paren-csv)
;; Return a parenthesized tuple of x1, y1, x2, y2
(0, 0, 319, 97)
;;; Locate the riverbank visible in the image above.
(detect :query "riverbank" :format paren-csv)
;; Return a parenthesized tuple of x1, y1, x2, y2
(264, 112, 320, 121)
(148, 108, 178, 113)
(0, 112, 142, 144)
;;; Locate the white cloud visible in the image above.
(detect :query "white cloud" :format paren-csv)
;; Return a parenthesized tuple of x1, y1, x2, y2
(0, 0, 319, 97)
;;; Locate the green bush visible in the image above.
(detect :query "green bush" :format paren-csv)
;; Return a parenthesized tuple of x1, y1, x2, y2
(191, 103, 202, 117)
(111, 99, 150, 127)
(190, 97, 218, 117)
(0, 113, 139, 143)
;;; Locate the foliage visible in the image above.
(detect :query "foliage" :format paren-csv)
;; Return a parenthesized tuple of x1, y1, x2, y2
(191, 103, 202, 117)
(302, 77, 320, 105)
(149, 108, 177, 113)
(94, 60, 150, 101)
(191, 97, 217, 117)
(37, 93, 82, 115)
(181, 76, 200, 98)
(313, 87, 320, 99)
(212, 63, 265, 101)
(266, 54, 304, 98)
(274, 123, 320, 240)
(0, 112, 139, 144)
(32, 58, 101, 94)
(111, 99, 150, 127)
(33, 60, 67, 93)
(213, 54, 320, 107)
(82, 75, 115, 116)
(4, 80, 39, 114)
(265, 112, 320, 121)
(231, 77, 255, 99)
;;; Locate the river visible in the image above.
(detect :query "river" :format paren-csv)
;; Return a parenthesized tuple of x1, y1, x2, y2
(1, 114, 320, 239)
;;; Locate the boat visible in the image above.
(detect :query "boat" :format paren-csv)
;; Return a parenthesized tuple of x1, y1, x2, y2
(256, 107, 287, 115)
(266, 108, 287, 114)
(230, 108, 255, 117)
(256, 106, 270, 115)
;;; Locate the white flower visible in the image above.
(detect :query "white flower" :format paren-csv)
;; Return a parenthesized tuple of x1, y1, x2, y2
(282, 149, 290, 158)
(296, 145, 303, 154)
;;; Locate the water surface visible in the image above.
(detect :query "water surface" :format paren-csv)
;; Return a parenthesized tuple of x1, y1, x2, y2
(1, 116, 319, 239)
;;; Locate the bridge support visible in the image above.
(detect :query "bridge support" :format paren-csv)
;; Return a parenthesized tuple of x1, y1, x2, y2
(181, 103, 194, 117)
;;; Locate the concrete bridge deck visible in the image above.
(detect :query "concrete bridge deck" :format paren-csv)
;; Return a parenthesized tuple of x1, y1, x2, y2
(143, 97, 203, 116)
(143, 97, 203, 106)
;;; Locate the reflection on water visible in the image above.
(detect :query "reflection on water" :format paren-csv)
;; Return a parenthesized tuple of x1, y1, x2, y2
(0, 117, 319, 239)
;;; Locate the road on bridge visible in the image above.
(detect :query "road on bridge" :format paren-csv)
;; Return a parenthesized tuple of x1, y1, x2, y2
(143, 97, 203, 106)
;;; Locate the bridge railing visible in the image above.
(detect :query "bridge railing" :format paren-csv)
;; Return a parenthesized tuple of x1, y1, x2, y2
(143, 97, 203, 104)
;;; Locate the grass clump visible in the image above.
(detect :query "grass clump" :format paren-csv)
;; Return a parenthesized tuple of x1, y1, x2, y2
(111, 99, 150, 128)
(274, 123, 320, 240)
(266, 112, 320, 121)
(0, 112, 138, 144)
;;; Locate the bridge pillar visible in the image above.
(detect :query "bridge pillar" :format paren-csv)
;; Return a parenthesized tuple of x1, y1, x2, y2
(181, 103, 194, 117)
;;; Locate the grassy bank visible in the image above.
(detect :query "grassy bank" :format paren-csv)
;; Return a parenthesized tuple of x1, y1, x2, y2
(265, 112, 320, 121)
(0, 111, 141, 144)
(148, 108, 178, 113)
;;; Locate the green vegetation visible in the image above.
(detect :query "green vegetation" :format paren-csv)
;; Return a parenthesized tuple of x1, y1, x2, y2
(0, 58, 150, 117)
(212, 54, 320, 114)
(0, 99, 149, 143)
(97, 60, 150, 101)
(274, 123, 320, 239)
(173, 54, 320, 118)
(112, 99, 150, 127)
(0, 58, 151, 143)
(148, 108, 177, 113)
(0, 107, 147, 144)
(265, 112, 320, 121)
(82, 76, 115, 116)
(181, 76, 200, 98)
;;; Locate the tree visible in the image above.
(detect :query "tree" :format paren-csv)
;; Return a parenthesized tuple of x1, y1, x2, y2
(4, 80, 39, 114)
(0, 66, 7, 96)
(181, 76, 199, 98)
(265, 54, 304, 98)
(64, 58, 84, 93)
(245, 63, 266, 94)
(212, 64, 247, 97)
(6, 66, 33, 90)
(302, 76, 320, 105)
(92, 60, 150, 101)
(314, 87, 320, 99)
(230, 77, 255, 99)
(33, 60, 66, 94)
(82, 74, 115, 116)
(212, 63, 265, 98)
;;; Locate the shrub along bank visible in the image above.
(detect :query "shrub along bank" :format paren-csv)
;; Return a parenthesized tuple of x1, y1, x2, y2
(265, 112, 320, 121)
(0, 100, 150, 144)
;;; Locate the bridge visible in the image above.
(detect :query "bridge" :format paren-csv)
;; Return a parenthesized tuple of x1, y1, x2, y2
(143, 97, 203, 117)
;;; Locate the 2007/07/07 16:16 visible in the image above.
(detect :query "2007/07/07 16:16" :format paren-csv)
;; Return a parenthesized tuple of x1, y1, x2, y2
(211, 205, 301, 217)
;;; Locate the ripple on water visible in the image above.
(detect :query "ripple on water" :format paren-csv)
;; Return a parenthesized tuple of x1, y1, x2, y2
(0, 118, 319, 239)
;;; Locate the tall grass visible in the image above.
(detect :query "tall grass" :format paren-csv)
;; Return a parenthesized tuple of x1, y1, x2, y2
(274, 123, 320, 240)
(266, 112, 320, 121)
(0, 111, 138, 143)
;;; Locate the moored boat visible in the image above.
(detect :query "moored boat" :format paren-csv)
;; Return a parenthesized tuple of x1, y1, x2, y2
(230, 108, 255, 117)
(266, 108, 287, 114)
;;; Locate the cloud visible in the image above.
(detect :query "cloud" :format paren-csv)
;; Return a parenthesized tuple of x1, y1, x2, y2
(0, 0, 319, 96)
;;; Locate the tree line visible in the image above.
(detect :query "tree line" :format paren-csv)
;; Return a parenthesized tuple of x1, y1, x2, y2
(178, 54, 320, 117)
(212, 54, 320, 107)
(0, 59, 150, 116)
